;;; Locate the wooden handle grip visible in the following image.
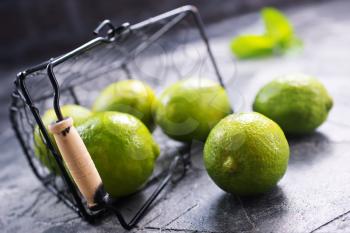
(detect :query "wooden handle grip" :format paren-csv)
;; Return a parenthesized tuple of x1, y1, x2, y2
(49, 117, 102, 207)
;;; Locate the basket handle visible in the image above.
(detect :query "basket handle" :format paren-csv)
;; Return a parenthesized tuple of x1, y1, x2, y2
(49, 117, 102, 207)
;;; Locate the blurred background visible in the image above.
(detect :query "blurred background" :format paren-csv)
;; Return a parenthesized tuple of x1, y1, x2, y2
(0, 0, 317, 131)
(0, 0, 314, 67)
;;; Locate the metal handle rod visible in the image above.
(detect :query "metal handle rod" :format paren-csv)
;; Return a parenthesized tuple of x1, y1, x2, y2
(47, 63, 64, 121)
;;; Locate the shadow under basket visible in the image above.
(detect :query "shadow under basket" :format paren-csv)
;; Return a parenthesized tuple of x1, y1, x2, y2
(9, 5, 231, 230)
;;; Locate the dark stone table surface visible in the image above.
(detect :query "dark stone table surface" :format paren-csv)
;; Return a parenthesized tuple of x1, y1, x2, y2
(1, 1, 350, 232)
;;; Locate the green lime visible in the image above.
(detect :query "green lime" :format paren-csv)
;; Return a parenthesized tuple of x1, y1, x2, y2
(253, 74, 333, 135)
(77, 111, 160, 199)
(156, 78, 232, 142)
(33, 105, 92, 174)
(204, 112, 289, 196)
(92, 79, 158, 131)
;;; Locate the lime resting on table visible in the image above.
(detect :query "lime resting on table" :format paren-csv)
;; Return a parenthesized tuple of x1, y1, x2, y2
(253, 74, 333, 135)
(156, 78, 232, 142)
(204, 112, 289, 196)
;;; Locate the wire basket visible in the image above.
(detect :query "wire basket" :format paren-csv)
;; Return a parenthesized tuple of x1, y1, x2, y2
(9, 5, 231, 229)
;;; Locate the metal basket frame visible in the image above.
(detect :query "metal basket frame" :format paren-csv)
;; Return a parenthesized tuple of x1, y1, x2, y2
(9, 5, 226, 229)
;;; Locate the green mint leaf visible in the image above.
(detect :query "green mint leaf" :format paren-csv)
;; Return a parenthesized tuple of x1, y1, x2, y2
(230, 35, 276, 59)
(261, 7, 294, 48)
(230, 7, 302, 59)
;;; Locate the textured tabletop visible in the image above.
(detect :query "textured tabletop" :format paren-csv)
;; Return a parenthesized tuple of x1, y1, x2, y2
(1, 1, 350, 232)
